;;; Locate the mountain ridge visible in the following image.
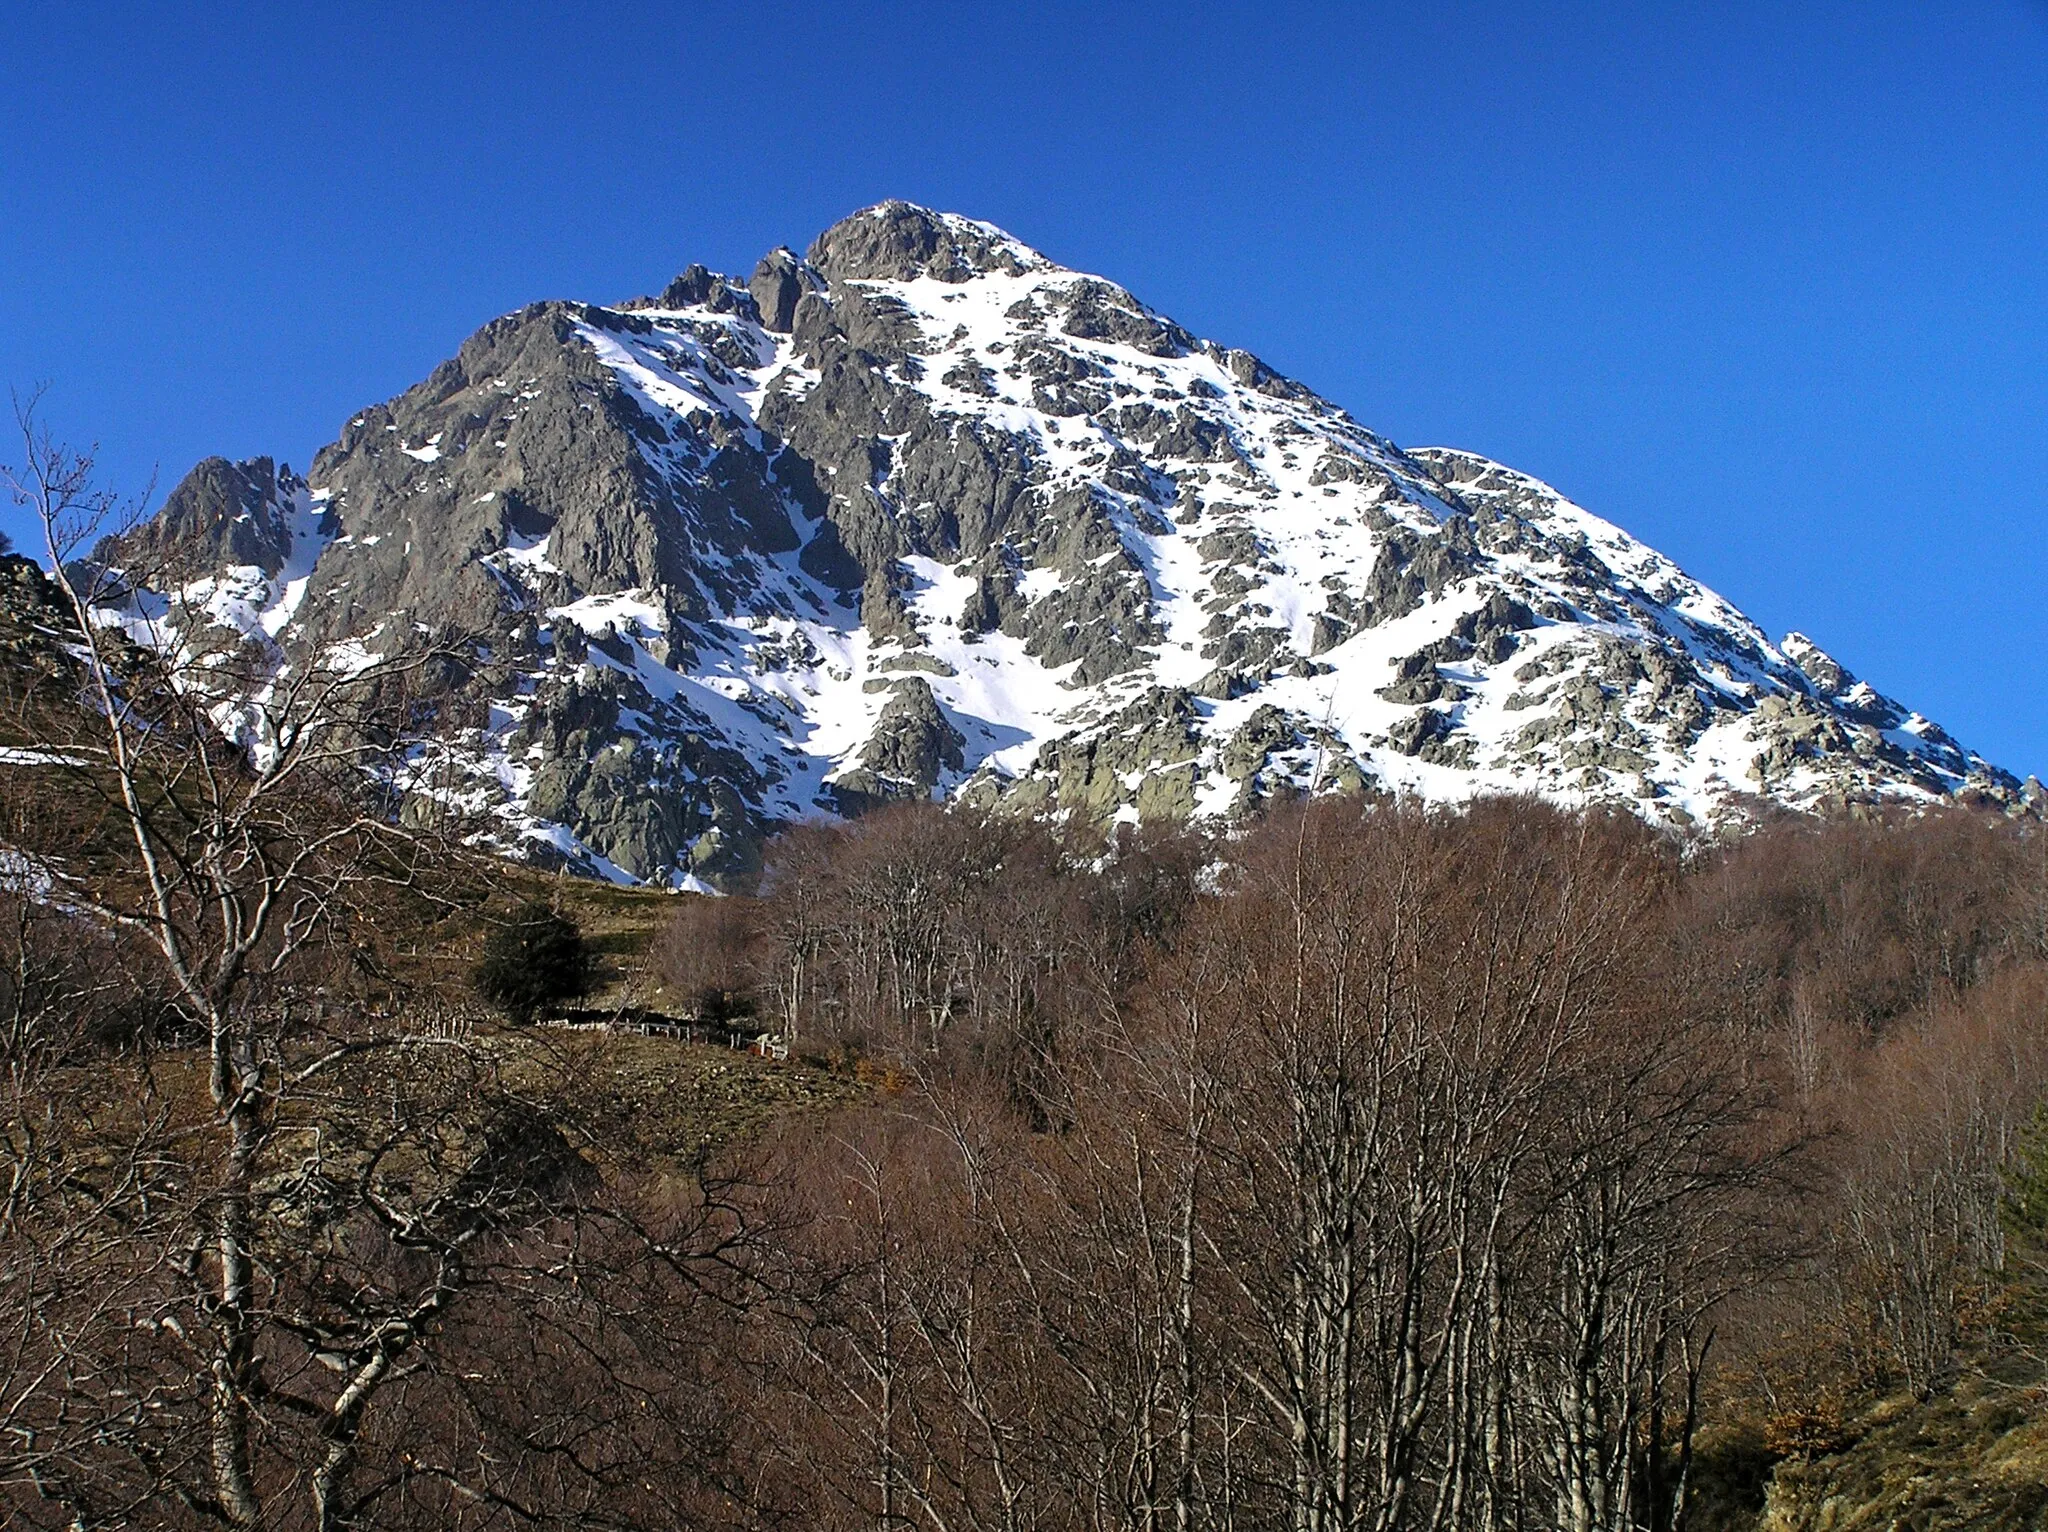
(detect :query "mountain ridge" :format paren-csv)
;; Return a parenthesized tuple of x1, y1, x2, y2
(98, 201, 2035, 885)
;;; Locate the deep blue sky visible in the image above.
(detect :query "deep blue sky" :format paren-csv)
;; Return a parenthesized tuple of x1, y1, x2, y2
(5, 2, 2047, 777)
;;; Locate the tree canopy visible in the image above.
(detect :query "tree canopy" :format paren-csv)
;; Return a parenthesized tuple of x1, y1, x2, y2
(471, 900, 594, 1022)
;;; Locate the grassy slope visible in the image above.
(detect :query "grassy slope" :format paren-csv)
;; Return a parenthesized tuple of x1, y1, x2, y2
(1755, 1375, 2048, 1531)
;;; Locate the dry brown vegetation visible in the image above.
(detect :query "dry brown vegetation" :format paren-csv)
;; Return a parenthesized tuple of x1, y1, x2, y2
(678, 797, 2048, 1532)
(11, 760, 2048, 1530)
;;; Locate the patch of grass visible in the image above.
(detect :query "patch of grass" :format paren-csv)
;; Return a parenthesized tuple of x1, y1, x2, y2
(1759, 1372, 2048, 1531)
(123, 1021, 864, 1188)
(501, 1028, 864, 1172)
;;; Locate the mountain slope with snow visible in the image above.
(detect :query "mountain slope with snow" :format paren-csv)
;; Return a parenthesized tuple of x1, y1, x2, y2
(109, 203, 2029, 884)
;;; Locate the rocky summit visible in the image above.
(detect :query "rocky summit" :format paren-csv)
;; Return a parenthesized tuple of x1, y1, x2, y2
(107, 202, 2029, 885)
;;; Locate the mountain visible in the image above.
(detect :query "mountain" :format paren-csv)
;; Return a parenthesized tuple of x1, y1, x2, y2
(106, 202, 2031, 885)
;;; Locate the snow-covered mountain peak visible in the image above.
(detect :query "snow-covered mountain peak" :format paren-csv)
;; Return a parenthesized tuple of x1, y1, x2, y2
(108, 206, 2028, 885)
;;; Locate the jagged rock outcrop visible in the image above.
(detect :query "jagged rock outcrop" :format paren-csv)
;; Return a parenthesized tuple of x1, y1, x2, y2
(832, 677, 968, 812)
(101, 201, 2025, 885)
(112, 456, 303, 584)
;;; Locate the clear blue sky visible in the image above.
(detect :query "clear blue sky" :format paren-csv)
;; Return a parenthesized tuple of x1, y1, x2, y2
(5, 2, 2047, 777)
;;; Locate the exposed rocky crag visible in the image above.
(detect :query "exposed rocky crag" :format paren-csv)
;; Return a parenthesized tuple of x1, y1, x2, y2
(101, 202, 2033, 884)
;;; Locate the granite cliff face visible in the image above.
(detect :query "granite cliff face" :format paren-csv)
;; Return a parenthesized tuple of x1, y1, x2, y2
(109, 202, 2029, 884)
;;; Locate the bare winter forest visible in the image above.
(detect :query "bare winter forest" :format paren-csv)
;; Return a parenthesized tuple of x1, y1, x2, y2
(8, 780, 2048, 1529)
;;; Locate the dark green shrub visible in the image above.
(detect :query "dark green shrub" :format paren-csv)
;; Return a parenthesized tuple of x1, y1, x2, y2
(471, 901, 594, 1022)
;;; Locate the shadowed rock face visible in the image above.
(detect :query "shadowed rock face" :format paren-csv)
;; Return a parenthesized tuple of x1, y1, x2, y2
(806, 201, 1044, 284)
(125, 203, 2028, 886)
(747, 248, 814, 333)
(113, 456, 300, 583)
